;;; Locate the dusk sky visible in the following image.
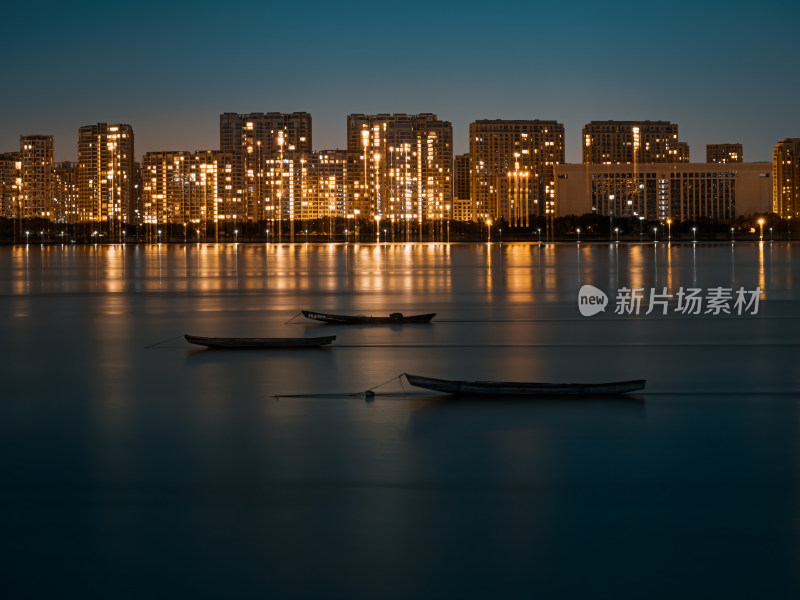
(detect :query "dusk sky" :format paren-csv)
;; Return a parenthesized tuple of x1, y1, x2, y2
(3, 0, 798, 163)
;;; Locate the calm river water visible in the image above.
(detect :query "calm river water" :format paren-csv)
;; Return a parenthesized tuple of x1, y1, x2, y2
(1, 242, 798, 599)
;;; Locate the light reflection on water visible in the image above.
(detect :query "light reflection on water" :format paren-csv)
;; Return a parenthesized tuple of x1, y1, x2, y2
(0, 242, 798, 598)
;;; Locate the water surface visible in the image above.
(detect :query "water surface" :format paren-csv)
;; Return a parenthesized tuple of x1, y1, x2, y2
(1, 242, 798, 598)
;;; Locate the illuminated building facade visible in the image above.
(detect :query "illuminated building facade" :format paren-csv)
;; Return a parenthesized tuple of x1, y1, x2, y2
(555, 162, 771, 222)
(469, 120, 565, 225)
(0, 152, 21, 220)
(582, 121, 689, 165)
(141, 150, 236, 239)
(454, 153, 470, 198)
(772, 138, 800, 218)
(220, 112, 312, 227)
(312, 149, 348, 220)
(346, 114, 452, 227)
(77, 123, 134, 238)
(707, 144, 743, 163)
(451, 197, 473, 221)
(53, 161, 79, 224)
(19, 135, 54, 220)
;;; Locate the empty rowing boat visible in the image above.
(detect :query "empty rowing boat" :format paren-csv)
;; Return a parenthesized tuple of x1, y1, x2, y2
(403, 374, 646, 396)
(185, 334, 336, 349)
(302, 310, 435, 324)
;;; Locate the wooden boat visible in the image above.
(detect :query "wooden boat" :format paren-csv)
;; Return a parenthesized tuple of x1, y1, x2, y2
(403, 374, 646, 396)
(302, 310, 435, 325)
(185, 334, 335, 349)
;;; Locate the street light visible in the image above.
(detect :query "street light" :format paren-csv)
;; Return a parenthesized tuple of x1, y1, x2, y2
(666, 218, 672, 241)
(537, 227, 541, 243)
(788, 216, 792, 240)
(25, 230, 29, 244)
(731, 227, 735, 242)
(758, 218, 764, 241)
(234, 228, 238, 244)
(609, 194, 615, 242)
(576, 227, 581, 243)
(639, 216, 644, 240)
(615, 227, 619, 243)
(692, 226, 697, 243)
(486, 219, 492, 242)
(770, 227, 773, 242)
(653, 226, 657, 242)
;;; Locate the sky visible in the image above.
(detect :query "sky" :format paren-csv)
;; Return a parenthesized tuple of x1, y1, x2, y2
(2, 0, 798, 163)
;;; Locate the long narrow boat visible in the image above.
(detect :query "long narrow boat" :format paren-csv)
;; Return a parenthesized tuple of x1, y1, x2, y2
(185, 334, 336, 349)
(302, 310, 435, 325)
(403, 374, 646, 396)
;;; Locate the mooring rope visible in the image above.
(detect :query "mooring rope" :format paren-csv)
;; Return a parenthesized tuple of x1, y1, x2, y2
(284, 311, 303, 324)
(144, 334, 185, 349)
(272, 373, 425, 401)
(366, 373, 405, 392)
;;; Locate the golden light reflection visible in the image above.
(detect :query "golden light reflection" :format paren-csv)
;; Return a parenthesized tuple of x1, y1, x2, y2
(627, 244, 645, 291)
(666, 242, 673, 292)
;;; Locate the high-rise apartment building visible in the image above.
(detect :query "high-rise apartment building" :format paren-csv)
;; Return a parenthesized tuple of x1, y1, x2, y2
(454, 153, 470, 201)
(220, 112, 312, 226)
(312, 149, 348, 220)
(707, 144, 743, 163)
(582, 120, 689, 164)
(469, 120, 565, 225)
(220, 112, 311, 156)
(141, 150, 237, 239)
(773, 138, 800, 218)
(0, 152, 21, 220)
(53, 161, 79, 224)
(346, 114, 452, 225)
(77, 123, 134, 238)
(19, 135, 54, 220)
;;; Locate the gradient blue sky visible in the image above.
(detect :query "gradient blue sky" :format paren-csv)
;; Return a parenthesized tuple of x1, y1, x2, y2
(2, 0, 798, 163)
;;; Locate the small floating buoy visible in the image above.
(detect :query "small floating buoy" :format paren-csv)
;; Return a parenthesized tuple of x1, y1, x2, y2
(364, 390, 375, 402)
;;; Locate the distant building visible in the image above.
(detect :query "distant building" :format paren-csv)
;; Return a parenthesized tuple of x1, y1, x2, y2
(220, 112, 312, 226)
(19, 135, 54, 220)
(220, 112, 311, 156)
(555, 162, 771, 222)
(346, 114, 452, 223)
(772, 139, 800, 218)
(312, 149, 348, 220)
(582, 121, 689, 165)
(707, 144, 743, 163)
(141, 150, 237, 239)
(469, 120, 565, 225)
(77, 123, 134, 238)
(454, 153, 470, 202)
(0, 152, 21, 220)
(451, 197, 473, 222)
(53, 161, 79, 224)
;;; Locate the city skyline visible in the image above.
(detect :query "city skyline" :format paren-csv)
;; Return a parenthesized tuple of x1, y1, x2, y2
(2, 0, 798, 163)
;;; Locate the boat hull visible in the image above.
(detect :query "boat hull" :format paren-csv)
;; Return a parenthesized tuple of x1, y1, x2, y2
(185, 334, 335, 349)
(302, 310, 435, 324)
(404, 374, 646, 396)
